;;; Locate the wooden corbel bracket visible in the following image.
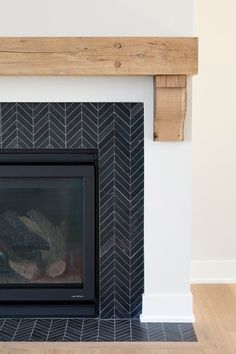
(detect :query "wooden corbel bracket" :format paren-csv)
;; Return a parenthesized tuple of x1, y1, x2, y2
(0, 37, 198, 142)
(154, 75, 187, 141)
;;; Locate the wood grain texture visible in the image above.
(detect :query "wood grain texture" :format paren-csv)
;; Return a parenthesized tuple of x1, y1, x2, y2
(0, 37, 198, 142)
(0, 37, 198, 76)
(0, 285, 235, 353)
(154, 75, 187, 141)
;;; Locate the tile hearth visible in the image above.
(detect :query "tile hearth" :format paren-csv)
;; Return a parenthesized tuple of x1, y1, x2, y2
(0, 318, 197, 342)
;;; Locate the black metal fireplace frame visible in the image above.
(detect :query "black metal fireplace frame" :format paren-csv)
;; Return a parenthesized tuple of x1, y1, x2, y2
(0, 149, 99, 317)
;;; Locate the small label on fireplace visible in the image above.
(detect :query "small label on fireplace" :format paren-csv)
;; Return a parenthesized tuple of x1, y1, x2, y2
(71, 295, 84, 298)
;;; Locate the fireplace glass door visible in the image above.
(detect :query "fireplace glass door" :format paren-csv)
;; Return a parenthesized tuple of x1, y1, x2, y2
(0, 178, 84, 286)
(0, 152, 96, 312)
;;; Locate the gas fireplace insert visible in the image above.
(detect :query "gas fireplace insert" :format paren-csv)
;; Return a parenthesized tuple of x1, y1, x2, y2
(0, 150, 98, 317)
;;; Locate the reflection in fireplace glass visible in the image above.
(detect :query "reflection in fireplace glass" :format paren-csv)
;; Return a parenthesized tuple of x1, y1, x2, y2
(0, 178, 84, 286)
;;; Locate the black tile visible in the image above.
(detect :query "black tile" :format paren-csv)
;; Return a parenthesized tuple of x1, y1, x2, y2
(131, 303, 142, 319)
(163, 323, 183, 342)
(0, 319, 5, 330)
(64, 318, 83, 341)
(0, 102, 144, 319)
(0, 318, 20, 341)
(131, 319, 148, 341)
(0, 318, 197, 342)
(30, 319, 52, 341)
(147, 323, 166, 341)
(14, 319, 36, 341)
(98, 319, 115, 342)
(47, 319, 67, 342)
(115, 320, 131, 342)
(81, 319, 98, 342)
(179, 323, 198, 342)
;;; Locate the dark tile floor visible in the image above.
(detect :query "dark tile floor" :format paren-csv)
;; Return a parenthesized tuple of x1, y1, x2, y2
(0, 318, 197, 342)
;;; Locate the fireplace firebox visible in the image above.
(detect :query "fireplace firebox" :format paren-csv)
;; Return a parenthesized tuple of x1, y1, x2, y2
(0, 150, 98, 317)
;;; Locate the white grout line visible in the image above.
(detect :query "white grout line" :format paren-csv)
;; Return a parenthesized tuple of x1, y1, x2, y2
(162, 323, 167, 341)
(145, 322, 150, 342)
(62, 319, 69, 341)
(178, 323, 184, 341)
(0, 319, 6, 331)
(129, 319, 132, 342)
(80, 318, 84, 342)
(46, 319, 53, 342)
(29, 319, 38, 341)
(12, 318, 22, 341)
(96, 319, 100, 342)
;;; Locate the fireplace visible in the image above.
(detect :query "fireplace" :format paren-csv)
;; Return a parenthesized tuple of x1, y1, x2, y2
(0, 102, 144, 319)
(0, 149, 98, 317)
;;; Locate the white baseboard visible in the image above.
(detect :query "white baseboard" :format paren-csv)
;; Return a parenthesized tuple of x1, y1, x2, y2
(191, 260, 236, 283)
(140, 292, 194, 323)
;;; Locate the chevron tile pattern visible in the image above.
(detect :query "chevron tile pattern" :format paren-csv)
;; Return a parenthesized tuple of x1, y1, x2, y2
(147, 322, 166, 341)
(30, 319, 52, 341)
(64, 319, 83, 342)
(0, 318, 197, 342)
(163, 323, 186, 342)
(98, 319, 115, 342)
(0, 102, 144, 319)
(179, 323, 198, 342)
(47, 319, 68, 342)
(131, 319, 149, 341)
(13, 319, 36, 341)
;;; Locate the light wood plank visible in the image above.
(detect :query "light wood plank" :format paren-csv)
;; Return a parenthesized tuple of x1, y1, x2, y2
(154, 75, 187, 141)
(0, 37, 198, 76)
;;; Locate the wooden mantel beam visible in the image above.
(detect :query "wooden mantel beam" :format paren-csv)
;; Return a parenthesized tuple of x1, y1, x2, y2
(0, 37, 198, 141)
(0, 37, 198, 76)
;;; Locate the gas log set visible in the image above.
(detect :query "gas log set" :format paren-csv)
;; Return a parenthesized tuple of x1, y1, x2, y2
(0, 209, 70, 282)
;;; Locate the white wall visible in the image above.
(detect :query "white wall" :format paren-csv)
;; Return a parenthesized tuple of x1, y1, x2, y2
(192, 0, 236, 283)
(0, 0, 194, 321)
(0, 0, 192, 36)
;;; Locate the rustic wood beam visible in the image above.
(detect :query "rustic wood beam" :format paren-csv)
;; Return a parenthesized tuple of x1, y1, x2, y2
(0, 37, 197, 76)
(154, 75, 187, 141)
(0, 37, 198, 141)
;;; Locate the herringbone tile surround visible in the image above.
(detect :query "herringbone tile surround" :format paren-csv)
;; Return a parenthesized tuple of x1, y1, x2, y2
(0, 102, 198, 343)
(0, 102, 144, 319)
